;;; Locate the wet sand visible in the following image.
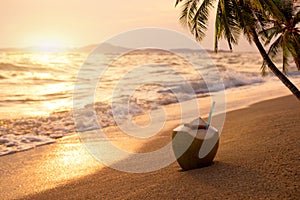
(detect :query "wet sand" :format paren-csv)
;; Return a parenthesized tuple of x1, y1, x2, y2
(1, 95, 300, 199)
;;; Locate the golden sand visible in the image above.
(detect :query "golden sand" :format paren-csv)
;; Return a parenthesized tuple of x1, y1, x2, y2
(0, 95, 299, 199)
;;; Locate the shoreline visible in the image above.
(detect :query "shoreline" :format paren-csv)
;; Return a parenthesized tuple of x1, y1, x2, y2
(0, 77, 298, 156)
(0, 95, 299, 199)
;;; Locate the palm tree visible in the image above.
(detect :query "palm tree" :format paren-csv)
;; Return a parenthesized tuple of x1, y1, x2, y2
(175, 0, 300, 100)
(260, 0, 300, 74)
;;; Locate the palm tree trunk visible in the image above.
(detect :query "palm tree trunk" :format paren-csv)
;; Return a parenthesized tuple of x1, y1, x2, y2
(250, 28, 300, 101)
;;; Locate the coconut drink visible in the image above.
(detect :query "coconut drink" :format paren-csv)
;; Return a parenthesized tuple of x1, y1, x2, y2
(172, 117, 219, 171)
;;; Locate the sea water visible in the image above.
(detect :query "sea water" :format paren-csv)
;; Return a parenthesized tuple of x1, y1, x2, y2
(0, 50, 299, 155)
(0, 50, 271, 118)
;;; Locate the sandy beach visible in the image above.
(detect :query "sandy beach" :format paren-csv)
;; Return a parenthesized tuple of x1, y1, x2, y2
(0, 95, 299, 199)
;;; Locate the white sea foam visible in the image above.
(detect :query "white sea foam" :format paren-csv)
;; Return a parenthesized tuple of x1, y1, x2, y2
(0, 134, 55, 156)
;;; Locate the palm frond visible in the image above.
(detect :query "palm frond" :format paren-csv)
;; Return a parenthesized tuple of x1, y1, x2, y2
(261, 60, 268, 76)
(285, 34, 298, 55)
(267, 35, 282, 58)
(259, 26, 281, 45)
(288, 33, 300, 70)
(177, 0, 216, 42)
(175, 0, 184, 6)
(282, 41, 289, 74)
(275, 0, 294, 20)
(257, 0, 300, 73)
(219, 0, 240, 50)
(231, 0, 255, 43)
(293, 10, 300, 27)
(255, 0, 287, 22)
(191, 0, 216, 41)
(261, 35, 282, 75)
(178, 0, 195, 28)
(260, 60, 268, 76)
(214, 4, 221, 52)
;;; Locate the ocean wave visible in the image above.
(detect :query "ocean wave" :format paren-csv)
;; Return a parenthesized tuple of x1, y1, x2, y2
(0, 63, 28, 71)
(0, 62, 73, 75)
(0, 74, 7, 79)
(221, 70, 264, 89)
(157, 70, 264, 96)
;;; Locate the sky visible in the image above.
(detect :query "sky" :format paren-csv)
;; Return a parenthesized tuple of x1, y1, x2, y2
(0, 0, 256, 51)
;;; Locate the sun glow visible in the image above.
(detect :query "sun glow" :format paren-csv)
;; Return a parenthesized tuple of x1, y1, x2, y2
(27, 34, 71, 52)
(36, 43, 65, 52)
(34, 39, 67, 52)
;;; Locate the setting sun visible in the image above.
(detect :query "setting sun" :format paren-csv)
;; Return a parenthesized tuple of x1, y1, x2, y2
(28, 35, 70, 52)
(35, 41, 65, 52)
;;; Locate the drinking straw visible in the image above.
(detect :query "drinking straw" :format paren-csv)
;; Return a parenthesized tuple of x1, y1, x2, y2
(206, 101, 216, 129)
